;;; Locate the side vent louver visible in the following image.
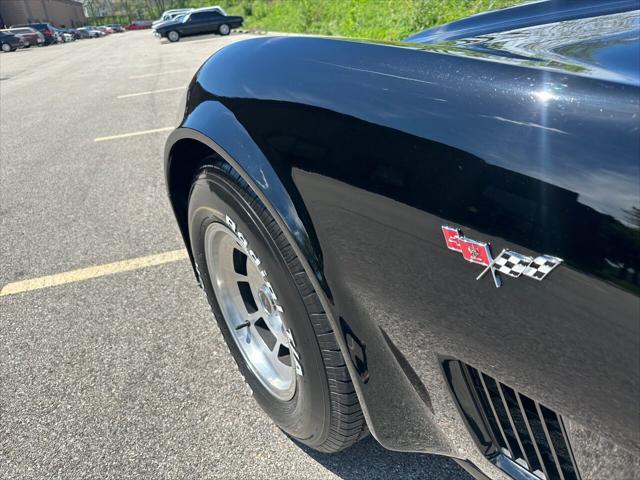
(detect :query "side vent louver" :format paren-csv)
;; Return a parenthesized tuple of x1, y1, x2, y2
(445, 360, 581, 480)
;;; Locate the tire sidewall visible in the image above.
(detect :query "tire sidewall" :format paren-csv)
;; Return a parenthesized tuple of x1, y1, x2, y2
(188, 166, 331, 446)
(167, 30, 179, 42)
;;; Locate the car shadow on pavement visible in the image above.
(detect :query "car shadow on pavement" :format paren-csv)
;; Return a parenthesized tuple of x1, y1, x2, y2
(292, 435, 472, 480)
(159, 31, 248, 45)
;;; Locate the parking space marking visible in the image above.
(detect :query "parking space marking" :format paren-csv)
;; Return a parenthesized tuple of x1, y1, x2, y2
(94, 126, 174, 142)
(0, 250, 189, 297)
(117, 86, 186, 98)
(129, 69, 193, 79)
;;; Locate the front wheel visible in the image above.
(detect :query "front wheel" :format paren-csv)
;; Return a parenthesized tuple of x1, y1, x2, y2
(218, 24, 230, 36)
(1, 43, 11, 52)
(167, 30, 180, 42)
(188, 160, 366, 452)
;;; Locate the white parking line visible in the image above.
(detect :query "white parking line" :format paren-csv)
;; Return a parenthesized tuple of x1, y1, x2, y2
(117, 86, 186, 99)
(0, 250, 189, 297)
(94, 126, 174, 142)
(129, 69, 193, 79)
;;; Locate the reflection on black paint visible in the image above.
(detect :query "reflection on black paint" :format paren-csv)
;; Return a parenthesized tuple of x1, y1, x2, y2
(220, 97, 639, 292)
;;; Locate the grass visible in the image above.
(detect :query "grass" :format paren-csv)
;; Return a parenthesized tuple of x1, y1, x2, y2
(93, 1, 521, 40)
(218, 0, 521, 40)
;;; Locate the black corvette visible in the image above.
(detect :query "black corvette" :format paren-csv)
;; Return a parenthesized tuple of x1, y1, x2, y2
(164, 1, 640, 479)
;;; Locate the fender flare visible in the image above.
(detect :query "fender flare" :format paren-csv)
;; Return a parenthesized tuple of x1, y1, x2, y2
(164, 79, 452, 456)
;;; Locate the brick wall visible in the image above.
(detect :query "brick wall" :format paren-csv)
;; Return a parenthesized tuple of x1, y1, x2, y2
(0, 0, 87, 28)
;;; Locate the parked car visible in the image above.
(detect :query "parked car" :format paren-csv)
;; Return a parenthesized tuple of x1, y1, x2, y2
(0, 30, 22, 52)
(76, 27, 100, 38)
(53, 28, 74, 43)
(4, 27, 44, 47)
(85, 26, 106, 36)
(125, 20, 153, 30)
(106, 24, 125, 33)
(66, 28, 83, 40)
(154, 9, 243, 42)
(11, 22, 56, 45)
(152, 8, 192, 28)
(152, 12, 190, 30)
(94, 26, 112, 35)
(71, 28, 89, 39)
(163, 1, 640, 480)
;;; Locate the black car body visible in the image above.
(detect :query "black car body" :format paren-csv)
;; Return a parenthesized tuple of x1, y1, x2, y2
(11, 22, 57, 45)
(164, 1, 640, 479)
(154, 10, 243, 41)
(0, 31, 22, 51)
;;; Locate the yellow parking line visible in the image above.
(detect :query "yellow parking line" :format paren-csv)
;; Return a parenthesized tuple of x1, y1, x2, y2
(94, 126, 174, 142)
(129, 69, 192, 79)
(117, 86, 186, 99)
(0, 250, 189, 297)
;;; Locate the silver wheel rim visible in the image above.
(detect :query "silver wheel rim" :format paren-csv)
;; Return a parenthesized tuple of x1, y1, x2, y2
(2, 44, 10, 52)
(220, 24, 229, 35)
(168, 31, 178, 41)
(205, 223, 296, 400)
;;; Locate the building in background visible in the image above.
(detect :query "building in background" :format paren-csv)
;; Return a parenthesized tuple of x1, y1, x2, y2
(0, 0, 87, 28)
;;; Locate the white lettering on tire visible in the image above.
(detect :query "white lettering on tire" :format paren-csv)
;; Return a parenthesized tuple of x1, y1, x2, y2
(225, 215, 303, 376)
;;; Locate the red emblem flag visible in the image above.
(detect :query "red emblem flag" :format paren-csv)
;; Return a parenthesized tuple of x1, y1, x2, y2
(459, 238, 492, 266)
(442, 226, 463, 252)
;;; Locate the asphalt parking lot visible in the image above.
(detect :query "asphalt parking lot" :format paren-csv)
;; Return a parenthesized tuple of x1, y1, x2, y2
(0, 30, 470, 479)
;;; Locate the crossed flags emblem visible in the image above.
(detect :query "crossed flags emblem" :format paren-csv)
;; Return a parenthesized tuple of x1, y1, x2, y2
(442, 226, 563, 288)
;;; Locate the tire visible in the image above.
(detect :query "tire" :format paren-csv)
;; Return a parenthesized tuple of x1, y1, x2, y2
(188, 160, 366, 452)
(219, 23, 230, 36)
(167, 30, 180, 42)
(1, 43, 11, 53)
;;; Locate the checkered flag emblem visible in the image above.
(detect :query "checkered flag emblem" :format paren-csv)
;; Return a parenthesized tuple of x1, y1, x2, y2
(493, 250, 533, 278)
(522, 255, 563, 281)
(477, 249, 563, 285)
(488, 250, 563, 281)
